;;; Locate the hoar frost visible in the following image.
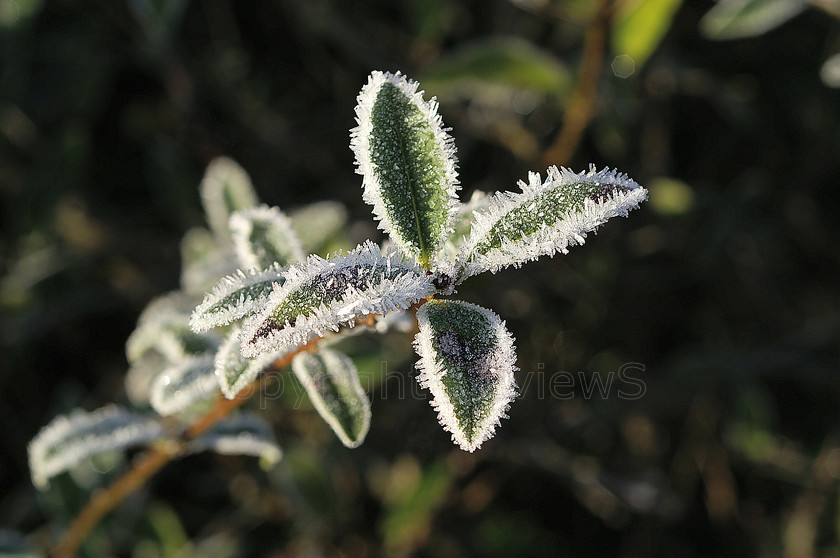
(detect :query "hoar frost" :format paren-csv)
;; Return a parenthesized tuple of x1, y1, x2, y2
(414, 299, 518, 452)
(241, 240, 435, 357)
(462, 165, 647, 278)
(27, 69, 649, 501)
(291, 349, 372, 448)
(190, 265, 284, 333)
(216, 325, 294, 399)
(150, 355, 219, 416)
(229, 204, 305, 271)
(351, 71, 460, 269)
(29, 406, 164, 489)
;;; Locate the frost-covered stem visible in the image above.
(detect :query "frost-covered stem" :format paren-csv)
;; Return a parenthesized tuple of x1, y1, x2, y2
(541, 0, 613, 167)
(52, 339, 318, 558)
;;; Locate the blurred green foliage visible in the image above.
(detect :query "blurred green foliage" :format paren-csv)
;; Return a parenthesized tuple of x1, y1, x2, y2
(2, 0, 840, 557)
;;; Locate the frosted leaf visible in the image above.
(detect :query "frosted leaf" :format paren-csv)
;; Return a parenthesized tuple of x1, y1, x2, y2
(125, 349, 169, 406)
(289, 200, 348, 254)
(126, 323, 220, 365)
(150, 355, 219, 416)
(442, 189, 492, 260)
(453, 190, 492, 241)
(414, 299, 517, 452)
(135, 290, 197, 326)
(350, 71, 460, 269)
(215, 326, 293, 399)
(821, 52, 840, 88)
(127, 292, 221, 364)
(291, 349, 371, 448)
(200, 157, 259, 244)
(229, 205, 305, 271)
(461, 165, 647, 278)
(699, 0, 805, 40)
(190, 412, 282, 466)
(180, 227, 238, 296)
(241, 240, 434, 358)
(189, 266, 284, 333)
(28, 405, 164, 489)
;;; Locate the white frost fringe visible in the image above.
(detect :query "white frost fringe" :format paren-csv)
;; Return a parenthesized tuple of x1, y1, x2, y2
(229, 204, 305, 271)
(291, 349, 371, 448)
(150, 355, 219, 416)
(241, 240, 435, 357)
(462, 165, 647, 278)
(126, 290, 218, 364)
(414, 300, 518, 452)
(190, 413, 282, 465)
(350, 71, 460, 265)
(199, 157, 258, 243)
(189, 265, 284, 333)
(215, 325, 293, 399)
(28, 405, 164, 489)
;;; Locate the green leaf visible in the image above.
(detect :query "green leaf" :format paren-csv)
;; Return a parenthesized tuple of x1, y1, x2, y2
(125, 349, 169, 407)
(127, 291, 221, 364)
(180, 227, 238, 296)
(0, 0, 43, 30)
(461, 166, 647, 278)
(612, 0, 683, 67)
(291, 349, 371, 447)
(229, 204, 305, 270)
(190, 412, 282, 466)
(442, 189, 491, 260)
(351, 71, 460, 269)
(126, 322, 220, 365)
(699, 0, 805, 40)
(215, 325, 293, 399)
(241, 241, 434, 357)
(28, 405, 164, 489)
(422, 38, 572, 101)
(189, 266, 284, 333)
(200, 157, 259, 244)
(150, 355, 219, 416)
(414, 299, 517, 452)
(821, 52, 840, 88)
(289, 200, 348, 254)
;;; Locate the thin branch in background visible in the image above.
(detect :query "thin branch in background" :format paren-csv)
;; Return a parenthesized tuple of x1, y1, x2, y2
(541, 0, 614, 168)
(50, 299, 434, 558)
(810, 0, 840, 21)
(51, 339, 317, 558)
(50, 446, 176, 558)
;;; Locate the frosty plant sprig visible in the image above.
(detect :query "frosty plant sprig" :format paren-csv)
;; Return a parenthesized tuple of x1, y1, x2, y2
(31, 70, 646, 558)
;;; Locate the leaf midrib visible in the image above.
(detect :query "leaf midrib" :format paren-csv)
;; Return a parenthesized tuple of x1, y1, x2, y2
(393, 114, 430, 268)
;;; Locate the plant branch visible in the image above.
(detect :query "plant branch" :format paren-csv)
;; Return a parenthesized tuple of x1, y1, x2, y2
(810, 0, 840, 21)
(541, 0, 614, 168)
(50, 446, 176, 558)
(51, 337, 318, 558)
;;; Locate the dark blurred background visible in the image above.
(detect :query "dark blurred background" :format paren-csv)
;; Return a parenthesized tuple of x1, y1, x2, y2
(2, 0, 840, 556)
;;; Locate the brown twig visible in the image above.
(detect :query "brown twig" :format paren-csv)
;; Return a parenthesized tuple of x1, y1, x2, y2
(811, 0, 840, 21)
(50, 447, 176, 558)
(51, 338, 318, 558)
(541, 0, 614, 168)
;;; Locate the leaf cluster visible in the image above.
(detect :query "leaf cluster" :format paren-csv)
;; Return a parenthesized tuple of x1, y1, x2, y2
(28, 71, 646, 492)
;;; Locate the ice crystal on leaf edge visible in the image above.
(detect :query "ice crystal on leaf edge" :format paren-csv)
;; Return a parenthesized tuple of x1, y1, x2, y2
(461, 165, 647, 279)
(28, 406, 164, 489)
(240, 240, 435, 358)
(350, 71, 461, 269)
(414, 299, 518, 452)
